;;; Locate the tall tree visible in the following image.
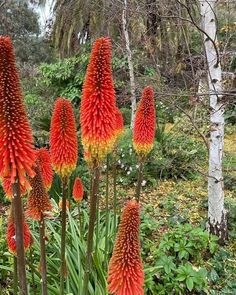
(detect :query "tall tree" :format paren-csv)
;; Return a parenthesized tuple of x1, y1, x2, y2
(200, 0, 227, 244)
(122, 0, 136, 128)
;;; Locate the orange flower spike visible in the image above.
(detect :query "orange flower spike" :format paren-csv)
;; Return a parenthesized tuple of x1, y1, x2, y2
(133, 86, 156, 159)
(26, 165, 52, 221)
(108, 200, 144, 295)
(80, 37, 117, 163)
(2, 177, 27, 199)
(6, 209, 31, 255)
(72, 177, 84, 202)
(36, 148, 53, 190)
(0, 36, 35, 188)
(50, 98, 78, 178)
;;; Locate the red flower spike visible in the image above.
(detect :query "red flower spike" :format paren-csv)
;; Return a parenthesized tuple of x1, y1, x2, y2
(36, 148, 53, 190)
(26, 165, 52, 221)
(50, 98, 78, 178)
(80, 37, 117, 163)
(2, 177, 27, 199)
(6, 210, 31, 255)
(0, 36, 35, 188)
(108, 200, 144, 295)
(133, 86, 156, 158)
(72, 177, 84, 202)
(114, 107, 124, 141)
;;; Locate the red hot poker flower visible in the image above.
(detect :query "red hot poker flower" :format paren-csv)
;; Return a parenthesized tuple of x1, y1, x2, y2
(26, 165, 52, 221)
(1, 177, 27, 199)
(0, 36, 35, 188)
(6, 208, 31, 255)
(72, 177, 84, 202)
(50, 98, 78, 178)
(108, 200, 144, 295)
(133, 86, 156, 159)
(36, 148, 53, 190)
(80, 37, 117, 164)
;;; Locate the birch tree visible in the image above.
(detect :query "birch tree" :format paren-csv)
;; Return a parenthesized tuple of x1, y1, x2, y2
(122, 0, 137, 129)
(200, 0, 227, 243)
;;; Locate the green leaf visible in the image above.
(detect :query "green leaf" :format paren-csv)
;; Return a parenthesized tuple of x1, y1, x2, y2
(186, 277, 194, 291)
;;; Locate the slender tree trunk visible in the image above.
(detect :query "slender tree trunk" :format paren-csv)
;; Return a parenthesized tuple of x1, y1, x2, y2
(122, 0, 136, 129)
(200, 0, 227, 244)
(12, 181, 28, 295)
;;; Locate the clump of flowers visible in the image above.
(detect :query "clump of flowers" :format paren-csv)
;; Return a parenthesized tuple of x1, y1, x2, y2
(36, 148, 53, 190)
(50, 97, 78, 178)
(108, 200, 144, 295)
(133, 86, 156, 160)
(72, 177, 84, 202)
(6, 207, 31, 255)
(80, 37, 117, 165)
(0, 36, 35, 188)
(26, 165, 52, 221)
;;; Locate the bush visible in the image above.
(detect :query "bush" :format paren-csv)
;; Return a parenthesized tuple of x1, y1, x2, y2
(116, 128, 206, 186)
(143, 223, 218, 294)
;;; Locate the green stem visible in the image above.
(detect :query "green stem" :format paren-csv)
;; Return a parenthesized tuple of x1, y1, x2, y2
(13, 256, 18, 295)
(104, 156, 109, 264)
(96, 188, 100, 251)
(39, 214, 47, 295)
(135, 161, 144, 202)
(113, 154, 117, 231)
(83, 166, 100, 295)
(12, 180, 28, 295)
(60, 177, 68, 295)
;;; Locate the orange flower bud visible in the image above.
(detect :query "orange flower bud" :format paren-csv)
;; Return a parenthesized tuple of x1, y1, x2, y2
(36, 148, 53, 190)
(72, 177, 84, 202)
(108, 200, 144, 295)
(80, 38, 117, 164)
(133, 86, 156, 159)
(0, 36, 35, 189)
(50, 98, 78, 178)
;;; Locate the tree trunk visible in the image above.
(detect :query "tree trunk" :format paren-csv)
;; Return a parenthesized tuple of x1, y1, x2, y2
(200, 0, 227, 244)
(122, 0, 136, 129)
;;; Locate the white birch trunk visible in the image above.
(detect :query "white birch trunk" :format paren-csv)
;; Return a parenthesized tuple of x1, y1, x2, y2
(200, 0, 227, 243)
(122, 0, 137, 129)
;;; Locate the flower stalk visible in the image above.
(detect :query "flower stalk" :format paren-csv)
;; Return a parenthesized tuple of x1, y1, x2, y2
(12, 181, 28, 295)
(83, 166, 100, 295)
(60, 177, 68, 295)
(39, 214, 47, 295)
(104, 155, 110, 264)
(135, 161, 144, 202)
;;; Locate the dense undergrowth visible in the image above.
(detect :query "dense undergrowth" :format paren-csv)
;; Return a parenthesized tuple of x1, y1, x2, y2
(0, 123, 235, 294)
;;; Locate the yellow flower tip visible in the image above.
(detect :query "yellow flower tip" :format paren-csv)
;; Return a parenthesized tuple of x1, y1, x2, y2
(133, 142, 154, 158)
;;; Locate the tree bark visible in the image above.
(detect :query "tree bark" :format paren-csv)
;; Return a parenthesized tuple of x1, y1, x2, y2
(200, 0, 227, 244)
(122, 0, 136, 129)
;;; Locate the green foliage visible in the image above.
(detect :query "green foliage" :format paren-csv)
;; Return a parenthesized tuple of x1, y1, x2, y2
(143, 223, 218, 294)
(40, 53, 90, 103)
(120, 108, 131, 126)
(0, 201, 117, 295)
(39, 50, 129, 104)
(116, 128, 206, 186)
